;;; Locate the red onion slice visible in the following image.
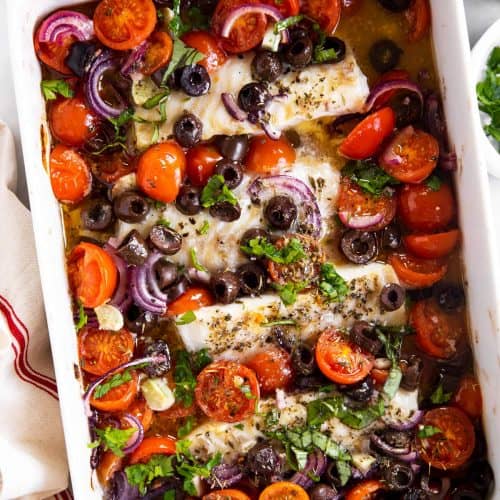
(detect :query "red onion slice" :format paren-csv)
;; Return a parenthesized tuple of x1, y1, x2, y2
(338, 210, 384, 230)
(365, 79, 423, 112)
(386, 409, 423, 431)
(104, 244, 132, 313)
(221, 93, 247, 121)
(370, 433, 411, 456)
(121, 413, 145, 454)
(130, 266, 167, 315)
(379, 125, 413, 171)
(144, 252, 169, 303)
(38, 10, 94, 45)
(121, 41, 148, 76)
(261, 120, 281, 140)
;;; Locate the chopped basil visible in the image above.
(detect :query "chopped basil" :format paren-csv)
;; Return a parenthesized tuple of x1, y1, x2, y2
(430, 382, 452, 404)
(125, 455, 175, 495)
(417, 425, 442, 438)
(273, 281, 308, 306)
(163, 491, 176, 500)
(336, 460, 352, 486)
(93, 369, 132, 399)
(175, 310, 197, 325)
(319, 263, 348, 302)
(342, 160, 400, 196)
(41, 79, 74, 100)
(197, 220, 210, 235)
(426, 175, 442, 191)
(74, 300, 88, 330)
(143, 90, 171, 110)
(94, 426, 135, 457)
(161, 39, 204, 86)
(201, 174, 238, 208)
(274, 14, 305, 33)
(177, 416, 196, 438)
(314, 46, 339, 63)
(375, 326, 404, 399)
(191, 348, 212, 372)
(234, 423, 245, 430)
(240, 383, 256, 399)
(260, 318, 297, 327)
(241, 236, 306, 264)
(157, 218, 171, 228)
(173, 350, 197, 407)
(108, 108, 135, 132)
(190, 248, 207, 272)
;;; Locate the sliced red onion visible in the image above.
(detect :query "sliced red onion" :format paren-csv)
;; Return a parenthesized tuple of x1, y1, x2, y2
(397, 451, 419, 463)
(387, 410, 423, 431)
(221, 93, 247, 121)
(104, 244, 132, 313)
(261, 120, 282, 140)
(209, 463, 244, 489)
(379, 125, 414, 169)
(421, 474, 451, 500)
(248, 175, 322, 238)
(290, 449, 327, 490)
(121, 41, 148, 76)
(370, 433, 411, 456)
(121, 413, 145, 454)
(144, 252, 169, 303)
(130, 265, 167, 315)
(338, 210, 384, 230)
(37, 10, 94, 45)
(365, 79, 423, 112)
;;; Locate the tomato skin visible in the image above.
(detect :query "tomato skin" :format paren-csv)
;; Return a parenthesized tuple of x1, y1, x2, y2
(137, 141, 186, 203)
(159, 401, 196, 420)
(301, 0, 342, 33)
(342, 0, 364, 16)
(371, 368, 389, 385)
(126, 398, 154, 431)
(403, 230, 460, 259)
(246, 347, 293, 394)
(88, 151, 136, 184)
(182, 31, 227, 73)
(167, 287, 215, 316)
(90, 370, 139, 412)
(204, 490, 251, 500)
(398, 182, 456, 233)
(34, 26, 73, 75)
(453, 375, 483, 419)
(339, 107, 395, 160)
(263, 0, 299, 16)
(129, 436, 177, 464)
(406, 0, 431, 43)
(345, 480, 384, 500)
(259, 482, 309, 500)
(97, 451, 122, 485)
(245, 135, 296, 174)
(186, 144, 223, 186)
(372, 69, 411, 108)
(142, 31, 173, 76)
(389, 253, 447, 288)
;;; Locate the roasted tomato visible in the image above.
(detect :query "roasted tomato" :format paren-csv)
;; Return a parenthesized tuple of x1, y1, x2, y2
(345, 480, 385, 500)
(453, 375, 483, 419)
(182, 30, 227, 72)
(186, 144, 223, 186)
(204, 490, 251, 500)
(142, 31, 173, 75)
(246, 347, 293, 394)
(245, 135, 296, 174)
(90, 370, 139, 412)
(403, 230, 460, 259)
(301, 0, 341, 33)
(259, 482, 310, 500)
(167, 287, 215, 316)
(389, 253, 447, 288)
(129, 436, 177, 464)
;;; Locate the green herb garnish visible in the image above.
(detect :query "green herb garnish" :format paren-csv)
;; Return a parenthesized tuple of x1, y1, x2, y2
(161, 39, 204, 86)
(93, 369, 133, 399)
(342, 160, 400, 196)
(41, 79, 74, 100)
(430, 382, 452, 404)
(319, 263, 348, 302)
(94, 427, 136, 457)
(191, 348, 212, 372)
(241, 236, 306, 264)
(156, 218, 171, 228)
(426, 175, 442, 191)
(125, 455, 175, 495)
(200, 174, 238, 208)
(190, 248, 207, 272)
(417, 425, 442, 438)
(177, 416, 196, 438)
(173, 351, 197, 407)
(274, 15, 305, 33)
(143, 90, 171, 110)
(175, 310, 197, 325)
(273, 281, 308, 306)
(260, 318, 297, 327)
(197, 220, 210, 235)
(74, 300, 88, 330)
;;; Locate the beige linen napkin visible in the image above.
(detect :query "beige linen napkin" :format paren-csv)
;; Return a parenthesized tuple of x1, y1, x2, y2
(0, 121, 70, 500)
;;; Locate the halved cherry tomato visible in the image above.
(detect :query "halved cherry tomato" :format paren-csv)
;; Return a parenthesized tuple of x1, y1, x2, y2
(453, 375, 483, 419)
(182, 31, 227, 73)
(373, 69, 411, 108)
(371, 368, 389, 385)
(34, 26, 73, 75)
(186, 144, 223, 186)
(301, 0, 341, 33)
(339, 107, 395, 160)
(337, 177, 396, 232)
(68, 242, 118, 308)
(126, 398, 154, 431)
(263, 0, 299, 16)
(345, 480, 385, 500)
(406, 0, 431, 43)
(93, 0, 157, 51)
(78, 327, 134, 375)
(97, 451, 122, 485)
(416, 407, 475, 470)
(88, 151, 136, 184)
(245, 135, 296, 174)
(259, 482, 309, 500)
(129, 436, 177, 464)
(389, 253, 447, 288)
(246, 347, 293, 394)
(195, 360, 259, 422)
(90, 370, 139, 412)
(204, 490, 251, 500)
(49, 95, 98, 147)
(142, 31, 173, 75)
(50, 145, 92, 204)
(212, 0, 267, 54)
(316, 329, 374, 385)
(167, 287, 215, 316)
(137, 141, 186, 203)
(403, 230, 460, 259)
(379, 126, 439, 183)
(410, 299, 464, 359)
(398, 182, 456, 233)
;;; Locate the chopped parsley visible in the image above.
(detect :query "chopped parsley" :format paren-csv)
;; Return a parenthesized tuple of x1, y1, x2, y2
(74, 300, 88, 330)
(125, 454, 175, 495)
(93, 369, 132, 399)
(319, 263, 348, 302)
(156, 218, 171, 228)
(161, 38, 204, 86)
(417, 425, 442, 438)
(274, 14, 305, 33)
(426, 174, 442, 191)
(241, 236, 306, 264)
(342, 160, 400, 196)
(41, 79, 74, 100)
(240, 383, 255, 399)
(430, 382, 452, 404)
(173, 350, 197, 407)
(260, 318, 297, 327)
(191, 348, 212, 372)
(175, 310, 197, 325)
(197, 220, 210, 235)
(93, 426, 135, 457)
(168, 0, 190, 37)
(177, 416, 196, 438)
(190, 248, 207, 272)
(273, 281, 308, 306)
(200, 174, 238, 208)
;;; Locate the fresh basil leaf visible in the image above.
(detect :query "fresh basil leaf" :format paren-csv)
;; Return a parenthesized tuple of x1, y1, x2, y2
(93, 369, 133, 399)
(417, 425, 442, 438)
(190, 248, 207, 272)
(336, 460, 352, 486)
(177, 416, 196, 438)
(168, 0, 189, 37)
(175, 310, 197, 325)
(95, 427, 136, 457)
(241, 236, 306, 264)
(426, 175, 442, 191)
(342, 160, 400, 196)
(200, 174, 238, 208)
(143, 90, 171, 110)
(161, 39, 204, 86)
(74, 300, 88, 330)
(41, 79, 74, 100)
(430, 382, 452, 404)
(274, 14, 305, 33)
(319, 263, 348, 302)
(273, 281, 308, 306)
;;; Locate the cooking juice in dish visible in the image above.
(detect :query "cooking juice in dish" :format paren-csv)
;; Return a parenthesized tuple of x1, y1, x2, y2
(35, 0, 494, 497)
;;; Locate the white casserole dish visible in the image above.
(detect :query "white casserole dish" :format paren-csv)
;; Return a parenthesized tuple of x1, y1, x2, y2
(6, 1, 500, 497)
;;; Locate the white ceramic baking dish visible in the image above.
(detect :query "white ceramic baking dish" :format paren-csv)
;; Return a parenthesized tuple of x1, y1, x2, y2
(6, 1, 500, 497)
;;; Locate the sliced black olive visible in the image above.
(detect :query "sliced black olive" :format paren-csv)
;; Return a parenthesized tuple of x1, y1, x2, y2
(154, 260, 179, 289)
(209, 201, 241, 222)
(380, 283, 405, 311)
(179, 64, 211, 96)
(113, 191, 150, 223)
(244, 440, 284, 487)
(449, 487, 482, 500)
(143, 339, 171, 377)
(173, 112, 203, 147)
(176, 185, 202, 215)
(320, 37, 347, 63)
(285, 129, 301, 148)
(383, 462, 414, 491)
(435, 283, 465, 311)
(381, 224, 402, 250)
(283, 35, 313, 67)
(369, 39, 403, 73)
(293, 344, 315, 375)
(350, 321, 383, 355)
(341, 230, 378, 264)
(392, 92, 423, 128)
(272, 325, 296, 352)
(310, 484, 338, 500)
(214, 134, 249, 162)
(124, 305, 157, 334)
(117, 230, 150, 265)
(240, 228, 270, 251)
(210, 271, 241, 304)
(251, 50, 283, 82)
(377, 0, 411, 12)
(237, 262, 267, 295)
(238, 82, 271, 113)
(81, 198, 114, 231)
(339, 376, 374, 402)
(149, 225, 183, 255)
(215, 159, 244, 189)
(264, 195, 298, 230)
(65, 41, 99, 77)
(400, 355, 423, 391)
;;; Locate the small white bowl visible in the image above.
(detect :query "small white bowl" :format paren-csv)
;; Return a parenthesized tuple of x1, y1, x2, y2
(471, 17, 500, 177)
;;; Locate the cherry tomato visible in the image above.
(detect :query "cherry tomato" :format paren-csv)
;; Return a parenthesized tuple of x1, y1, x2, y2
(182, 31, 227, 73)
(379, 126, 439, 183)
(245, 135, 296, 174)
(142, 31, 173, 75)
(34, 25, 74, 75)
(371, 368, 389, 385)
(195, 360, 259, 422)
(410, 299, 464, 359)
(453, 375, 483, 419)
(78, 327, 134, 375)
(97, 451, 122, 485)
(93, 0, 157, 51)
(49, 95, 98, 147)
(50, 145, 92, 204)
(212, 0, 267, 53)
(301, 0, 341, 33)
(263, 0, 299, 16)
(129, 436, 177, 464)
(204, 490, 251, 500)
(259, 482, 309, 500)
(337, 177, 396, 232)
(406, 0, 431, 43)
(372, 69, 411, 108)
(90, 370, 139, 412)
(345, 480, 385, 500)
(339, 107, 395, 160)
(389, 253, 447, 288)
(403, 230, 460, 259)
(88, 151, 136, 184)
(316, 329, 374, 385)
(126, 398, 154, 431)
(398, 182, 456, 233)
(167, 287, 215, 316)
(137, 141, 186, 203)
(246, 347, 293, 394)
(416, 407, 475, 470)
(186, 144, 223, 186)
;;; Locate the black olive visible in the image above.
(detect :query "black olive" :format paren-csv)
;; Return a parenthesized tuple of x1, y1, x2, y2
(435, 283, 465, 311)
(154, 260, 179, 289)
(392, 92, 423, 128)
(214, 159, 244, 189)
(295, 374, 329, 389)
(173, 112, 203, 147)
(285, 129, 301, 148)
(209, 201, 241, 222)
(272, 325, 296, 352)
(377, 0, 411, 12)
(113, 191, 150, 223)
(214, 135, 249, 161)
(264, 195, 298, 230)
(176, 185, 202, 215)
(153, 66, 182, 89)
(238, 82, 271, 113)
(400, 355, 423, 391)
(350, 321, 383, 355)
(293, 345, 316, 375)
(167, 276, 190, 302)
(240, 228, 270, 251)
(468, 460, 494, 496)
(244, 440, 284, 487)
(210, 271, 241, 304)
(320, 37, 347, 63)
(251, 50, 283, 82)
(402, 489, 428, 500)
(65, 41, 99, 77)
(383, 429, 412, 449)
(341, 230, 378, 264)
(237, 262, 267, 295)
(283, 35, 313, 67)
(179, 64, 211, 96)
(124, 305, 157, 334)
(381, 224, 402, 250)
(369, 39, 403, 73)
(339, 376, 374, 402)
(149, 225, 183, 255)
(117, 230, 150, 265)
(310, 484, 338, 500)
(449, 487, 482, 500)
(84, 122, 121, 155)
(81, 198, 114, 231)
(380, 283, 405, 311)
(383, 462, 414, 491)
(143, 339, 171, 377)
